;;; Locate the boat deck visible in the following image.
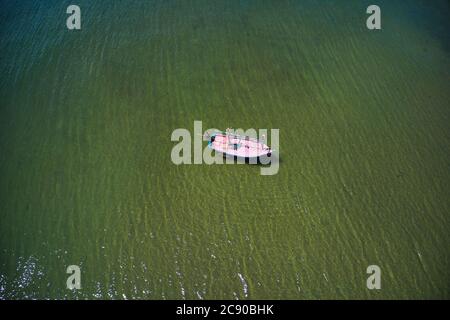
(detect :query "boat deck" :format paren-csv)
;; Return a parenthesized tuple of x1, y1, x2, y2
(209, 133, 271, 158)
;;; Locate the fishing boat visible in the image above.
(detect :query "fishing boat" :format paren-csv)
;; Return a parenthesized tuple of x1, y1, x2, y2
(206, 131, 273, 161)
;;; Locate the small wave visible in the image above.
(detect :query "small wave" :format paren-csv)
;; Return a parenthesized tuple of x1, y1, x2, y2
(237, 273, 249, 298)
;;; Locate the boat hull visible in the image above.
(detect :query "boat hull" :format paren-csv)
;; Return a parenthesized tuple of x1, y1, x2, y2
(207, 132, 273, 163)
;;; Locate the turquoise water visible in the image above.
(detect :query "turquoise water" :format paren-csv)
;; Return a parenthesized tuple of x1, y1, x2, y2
(0, 0, 449, 299)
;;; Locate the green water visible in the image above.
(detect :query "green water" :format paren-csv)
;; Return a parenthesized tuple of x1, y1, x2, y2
(0, 0, 449, 299)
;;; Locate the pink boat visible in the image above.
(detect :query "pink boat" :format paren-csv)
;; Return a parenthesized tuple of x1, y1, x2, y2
(207, 132, 272, 160)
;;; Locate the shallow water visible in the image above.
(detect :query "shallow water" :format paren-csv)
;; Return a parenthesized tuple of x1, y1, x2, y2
(0, 0, 449, 299)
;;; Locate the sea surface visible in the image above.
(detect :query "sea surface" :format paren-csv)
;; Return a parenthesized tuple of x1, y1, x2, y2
(0, 0, 449, 299)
